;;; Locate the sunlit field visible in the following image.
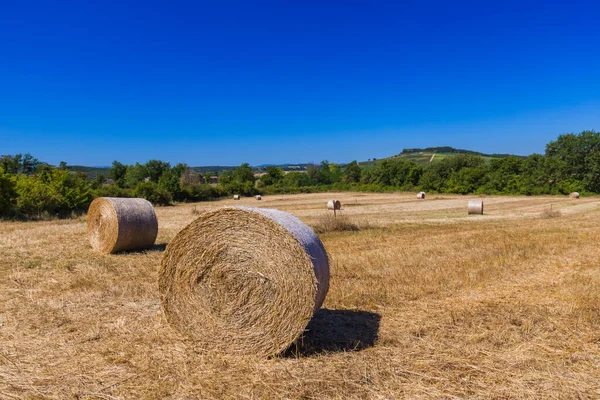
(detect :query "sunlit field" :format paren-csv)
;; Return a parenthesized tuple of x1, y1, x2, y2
(1, 193, 599, 399)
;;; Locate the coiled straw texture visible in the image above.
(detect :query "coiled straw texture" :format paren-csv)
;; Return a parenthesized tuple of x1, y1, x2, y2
(87, 197, 158, 254)
(159, 207, 330, 357)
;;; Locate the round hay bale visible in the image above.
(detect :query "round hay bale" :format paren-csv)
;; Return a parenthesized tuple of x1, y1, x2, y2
(327, 200, 341, 210)
(468, 200, 484, 215)
(233, 194, 240, 200)
(417, 192, 426, 199)
(256, 195, 262, 200)
(87, 197, 158, 254)
(569, 192, 580, 198)
(159, 207, 329, 357)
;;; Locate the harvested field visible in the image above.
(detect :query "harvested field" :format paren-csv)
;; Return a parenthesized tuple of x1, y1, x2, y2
(1, 192, 599, 399)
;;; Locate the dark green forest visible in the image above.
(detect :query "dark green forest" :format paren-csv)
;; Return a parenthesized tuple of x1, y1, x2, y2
(0, 130, 598, 219)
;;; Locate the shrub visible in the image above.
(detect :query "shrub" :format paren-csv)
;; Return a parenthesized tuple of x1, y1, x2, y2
(133, 182, 172, 206)
(0, 168, 17, 215)
(15, 175, 62, 216)
(93, 185, 134, 198)
(48, 169, 94, 212)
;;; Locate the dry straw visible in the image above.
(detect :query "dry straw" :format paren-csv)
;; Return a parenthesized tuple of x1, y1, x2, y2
(569, 192, 580, 198)
(233, 194, 240, 200)
(159, 207, 330, 357)
(87, 197, 158, 254)
(327, 199, 341, 210)
(468, 200, 484, 215)
(417, 192, 426, 199)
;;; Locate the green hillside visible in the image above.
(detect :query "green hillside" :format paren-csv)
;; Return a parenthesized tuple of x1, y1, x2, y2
(358, 146, 522, 167)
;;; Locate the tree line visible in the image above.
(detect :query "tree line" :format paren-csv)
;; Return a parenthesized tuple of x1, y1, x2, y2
(0, 130, 598, 219)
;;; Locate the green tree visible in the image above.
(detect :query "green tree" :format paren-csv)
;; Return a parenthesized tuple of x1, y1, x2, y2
(261, 166, 284, 186)
(233, 163, 255, 184)
(343, 161, 361, 183)
(158, 168, 183, 201)
(0, 168, 17, 214)
(22, 153, 39, 175)
(281, 171, 313, 187)
(133, 182, 172, 206)
(145, 160, 171, 182)
(0, 154, 22, 174)
(108, 161, 127, 187)
(124, 163, 148, 188)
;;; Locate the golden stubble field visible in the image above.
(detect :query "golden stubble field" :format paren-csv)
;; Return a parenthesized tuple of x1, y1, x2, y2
(1, 192, 599, 399)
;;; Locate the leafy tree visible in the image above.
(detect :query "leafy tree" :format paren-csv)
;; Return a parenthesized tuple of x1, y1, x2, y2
(281, 171, 313, 187)
(545, 130, 600, 192)
(261, 166, 284, 186)
(145, 160, 171, 182)
(0, 168, 17, 214)
(22, 153, 39, 175)
(328, 163, 343, 183)
(0, 154, 22, 174)
(108, 161, 127, 187)
(233, 163, 255, 184)
(48, 169, 93, 212)
(133, 182, 172, 206)
(124, 163, 149, 188)
(158, 168, 183, 201)
(15, 175, 62, 216)
(363, 158, 423, 188)
(92, 174, 106, 189)
(343, 161, 361, 183)
(219, 170, 234, 185)
(420, 155, 484, 192)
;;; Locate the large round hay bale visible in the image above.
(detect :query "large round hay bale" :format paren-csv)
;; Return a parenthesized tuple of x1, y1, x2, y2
(87, 197, 158, 254)
(159, 207, 329, 357)
(569, 192, 580, 198)
(233, 194, 240, 200)
(327, 200, 341, 210)
(256, 195, 262, 200)
(417, 192, 426, 199)
(468, 200, 484, 215)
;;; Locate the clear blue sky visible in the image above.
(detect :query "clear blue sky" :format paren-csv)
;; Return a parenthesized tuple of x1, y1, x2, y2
(1, 0, 599, 166)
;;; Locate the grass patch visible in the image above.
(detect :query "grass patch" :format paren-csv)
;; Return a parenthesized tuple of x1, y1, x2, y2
(540, 207, 561, 218)
(311, 214, 360, 234)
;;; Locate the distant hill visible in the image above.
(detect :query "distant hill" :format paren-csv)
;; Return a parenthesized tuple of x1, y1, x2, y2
(399, 146, 517, 158)
(358, 146, 523, 167)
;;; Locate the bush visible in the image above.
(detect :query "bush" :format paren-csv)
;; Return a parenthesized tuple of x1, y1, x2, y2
(181, 183, 225, 202)
(0, 168, 17, 215)
(48, 169, 94, 212)
(93, 185, 133, 198)
(15, 175, 62, 216)
(133, 182, 172, 206)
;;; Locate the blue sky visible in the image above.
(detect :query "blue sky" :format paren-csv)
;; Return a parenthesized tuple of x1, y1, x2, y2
(1, 0, 599, 166)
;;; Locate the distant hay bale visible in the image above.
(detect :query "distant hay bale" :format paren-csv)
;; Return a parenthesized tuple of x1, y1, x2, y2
(256, 195, 262, 200)
(327, 200, 341, 210)
(87, 197, 158, 254)
(159, 207, 329, 357)
(233, 194, 240, 200)
(569, 192, 580, 198)
(417, 192, 426, 199)
(468, 200, 484, 215)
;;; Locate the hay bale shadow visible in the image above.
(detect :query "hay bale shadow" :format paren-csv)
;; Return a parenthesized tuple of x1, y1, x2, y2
(120, 243, 167, 254)
(284, 308, 381, 357)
